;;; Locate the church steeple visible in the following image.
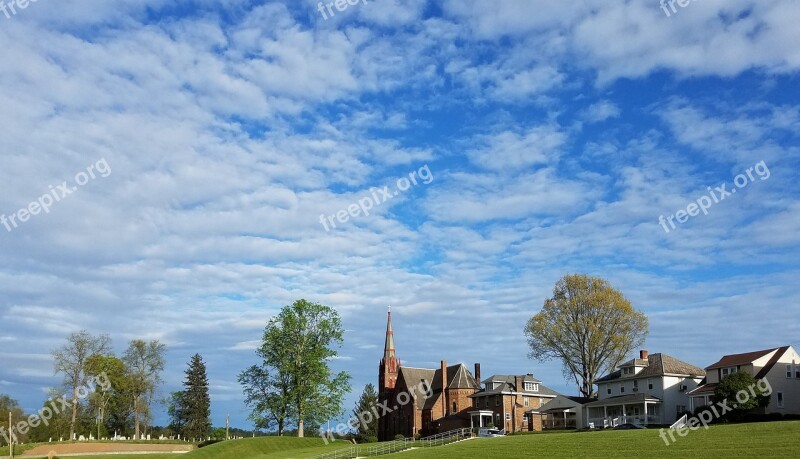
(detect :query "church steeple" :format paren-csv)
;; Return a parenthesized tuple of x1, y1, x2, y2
(384, 305, 396, 362)
(379, 305, 399, 392)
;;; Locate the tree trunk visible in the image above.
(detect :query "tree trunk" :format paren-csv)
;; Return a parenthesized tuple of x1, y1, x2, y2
(134, 396, 140, 440)
(70, 386, 79, 440)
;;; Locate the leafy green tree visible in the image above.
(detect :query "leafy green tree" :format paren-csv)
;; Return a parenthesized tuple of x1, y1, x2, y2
(352, 384, 378, 443)
(525, 274, 648, 398)
(252, 299, 351, 437)
(0, 394, 27, 445)
(181, 354, 212, 441)
(27, 389, 73, 442)
(52, 330, 112, 440)
(239, 363, 293, 436)
(123, 339, 166, 439)
(167, 391, 187, 436)
(85, 355, 128, 439)
(713, 372, 771, 414)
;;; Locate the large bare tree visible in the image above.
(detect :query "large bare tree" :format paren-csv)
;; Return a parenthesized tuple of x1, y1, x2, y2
(525, 274, 648, 398)
(52, 330, 112, 440)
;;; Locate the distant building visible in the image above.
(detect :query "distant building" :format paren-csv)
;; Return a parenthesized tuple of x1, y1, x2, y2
(584, 350, 705, 427)
(468, 373, 558, 432)
(689, 346, 800, 415)
(377, 308, 480, 440)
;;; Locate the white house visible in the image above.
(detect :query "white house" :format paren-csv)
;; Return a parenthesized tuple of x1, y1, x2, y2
(688, 345, 800, 415)
(584, 350, 705, 427)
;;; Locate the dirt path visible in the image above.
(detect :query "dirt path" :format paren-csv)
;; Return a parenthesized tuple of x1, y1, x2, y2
(22, 442, 194, 456)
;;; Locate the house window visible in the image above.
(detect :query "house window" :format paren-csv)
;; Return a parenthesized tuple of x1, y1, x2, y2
(452, 402, 457, 414)
(677, 405, 687, 414)
(633, 380, 639, 390)
(648, 379, 653, 390)
(620, 384, 625, 394)
(524, 382, 539, 392)
(496, 396, 500, 407)
(788, 365, 793, 379)
(474, 398, 478, 408)
(607, 385, 611, 395)
(524, 397, 529, 407)
(485, 399, 489, 408)
(505, 413, 511, 421)
(777, 392, 784, 408)
(722, 367, 737, 377)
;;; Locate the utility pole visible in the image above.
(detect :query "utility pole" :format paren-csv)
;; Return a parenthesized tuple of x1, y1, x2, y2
(9, 411, 14, 459)
(225, 414, 229, 440)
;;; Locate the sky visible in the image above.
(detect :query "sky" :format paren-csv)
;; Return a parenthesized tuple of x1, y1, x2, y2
(1, 0, 799, 431)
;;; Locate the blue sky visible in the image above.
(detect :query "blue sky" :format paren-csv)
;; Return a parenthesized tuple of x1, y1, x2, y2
(1, 0, 799, 430)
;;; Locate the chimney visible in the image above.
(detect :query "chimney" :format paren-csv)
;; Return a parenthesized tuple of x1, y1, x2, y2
(515, 375, 524, 392)
(474, 363, 481, 384)
(640, 350, 648, 360)
(441, 360, 448, 418)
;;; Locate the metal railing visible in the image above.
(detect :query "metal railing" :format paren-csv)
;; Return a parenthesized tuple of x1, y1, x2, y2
(417, 428, 471, 448)
(365, 437, 415, 456)
(308, 445, 360, 459)
(311, 428, 472, 459)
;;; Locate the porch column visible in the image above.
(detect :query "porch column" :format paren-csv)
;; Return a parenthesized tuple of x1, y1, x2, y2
(644, 401, 648, 424)
(622, 404, 626, 423)
(603, 406, 607, 419)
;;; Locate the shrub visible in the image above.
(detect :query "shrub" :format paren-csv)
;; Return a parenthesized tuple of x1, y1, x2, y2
(367, 436, 378, 443)
(198, 439, 224, 448)
(394, 434, 406, 441)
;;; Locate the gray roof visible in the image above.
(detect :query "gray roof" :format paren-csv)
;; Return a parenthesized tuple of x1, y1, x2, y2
(396, 364, 480, 411)
(528, 395, 596, 414)
(596, 353, 705, 383)
(470, 374, 559, 397)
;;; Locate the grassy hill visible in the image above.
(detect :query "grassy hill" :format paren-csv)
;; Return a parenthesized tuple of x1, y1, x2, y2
(182, 436, 345, 459)
(386, 421, 800, 459)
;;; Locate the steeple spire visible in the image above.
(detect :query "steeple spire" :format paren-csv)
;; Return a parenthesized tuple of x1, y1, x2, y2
(384, 305, 395, 360)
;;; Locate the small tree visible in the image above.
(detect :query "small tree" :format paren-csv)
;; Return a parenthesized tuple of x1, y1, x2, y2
(239, 364, 294, 436)
(352, 384, 378, 443)
(713, 372, 771, 416)
(52, 331, 112, 440)
(525, 274, 648, 398)
(167, 391, 188, 436)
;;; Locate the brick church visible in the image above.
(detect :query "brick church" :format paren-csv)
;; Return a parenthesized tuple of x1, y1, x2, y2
(377, 308, 481, 440)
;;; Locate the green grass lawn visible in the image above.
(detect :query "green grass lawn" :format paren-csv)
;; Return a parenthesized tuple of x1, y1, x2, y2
(386, 421, 800, 459)
(181, 436, 345, 459)
(11, 422, 799, 459)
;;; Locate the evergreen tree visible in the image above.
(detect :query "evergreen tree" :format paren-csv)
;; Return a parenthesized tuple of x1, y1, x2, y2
(352, 384, 378, 443)
(182, 354, 212, 440)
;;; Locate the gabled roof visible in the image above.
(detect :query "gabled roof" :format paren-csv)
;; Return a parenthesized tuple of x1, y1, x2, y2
(398, 363, 480, 411)
(596, 353, 705, 383)
(397, 367, 436, 410)
(705, 347, 790, 373)
(706, 348, 778, 369)
(755, 346, 791, 379)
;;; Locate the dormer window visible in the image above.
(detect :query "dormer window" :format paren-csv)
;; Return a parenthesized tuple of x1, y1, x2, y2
(722, 367, 737, 377)
(524, 382, 539, 392)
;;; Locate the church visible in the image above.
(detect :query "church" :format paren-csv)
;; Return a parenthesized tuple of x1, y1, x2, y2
(377, 308, 481, 440)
